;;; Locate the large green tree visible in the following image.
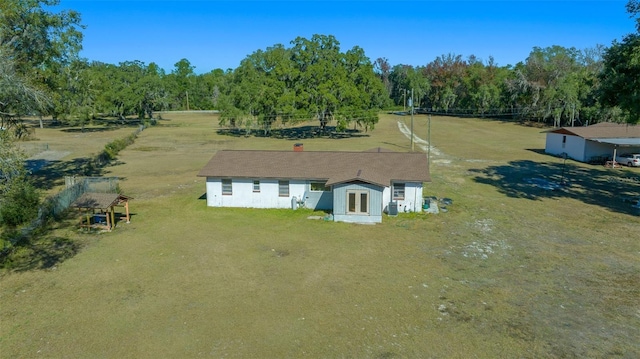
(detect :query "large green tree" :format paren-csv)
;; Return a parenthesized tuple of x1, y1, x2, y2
(338, 46, 388, 131)
(87, 60, 167, 120)
(49, 59, 99, 127)
(503, 45, 604, 125)
(598, 1, 640, 124)
(219, 49, 270, 134)
(527, 46, 583, 126)
(0, 0, 83, 126)
(600, 34, 640, 124)
(423, 54, 467, 112)
(627, 0, 640, 31)
(290, 35, 346, 130)
(0, 48, 49, 135)
(388, 65, 415, 108)
(0, 130, 40, 229)
(0, 62, 41, 235)
(220, 35, 386, 135)
(462, 56, 509, 117)
(165, 58, 196, 110)
(0, 0, 83, 73)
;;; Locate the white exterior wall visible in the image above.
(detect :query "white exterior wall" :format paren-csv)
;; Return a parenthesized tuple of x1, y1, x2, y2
(206, 178, 425, 214)
(205, 178, 307, 208)
(545, 133, 587, 161)
(545, 133, 634, 163)
(382, 182, 424, 213)
(584, 140, 617, 162)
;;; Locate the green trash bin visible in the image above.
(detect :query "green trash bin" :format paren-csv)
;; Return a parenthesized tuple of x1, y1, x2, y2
(423, 198, 430, 210)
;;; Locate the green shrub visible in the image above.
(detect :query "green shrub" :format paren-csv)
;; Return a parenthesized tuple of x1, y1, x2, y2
(0, 178, 40, 228)
(103, 134, 137, 160)
(0, 224, 85, 271)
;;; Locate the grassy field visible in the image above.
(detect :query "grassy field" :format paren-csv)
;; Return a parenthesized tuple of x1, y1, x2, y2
(18, 120, 145, 192)
(1, 113, 639, 358)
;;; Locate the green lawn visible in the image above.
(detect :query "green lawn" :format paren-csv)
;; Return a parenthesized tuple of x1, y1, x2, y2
(1, 113, 639, 358)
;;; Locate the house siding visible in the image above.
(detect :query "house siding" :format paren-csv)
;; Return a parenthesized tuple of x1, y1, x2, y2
(205, 178, 306, 208)
(332, 182, 383, 223)
(303, 188, 333, 210)
(382, 182, 424, 213)
(545, 133, 586, 161)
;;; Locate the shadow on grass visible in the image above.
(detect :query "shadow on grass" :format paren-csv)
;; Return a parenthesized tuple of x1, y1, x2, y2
(38, 117, 144, 130)
(470, 159, 640, 215)
(217, 125, 369, 140)
(60, 127, 121, 133)
(30, 158, 107, 190)
(525, 148, 548, 155)
(0, 230, 84, 272)
(381, 141, 408, 151)
(1, 208, 138, 272)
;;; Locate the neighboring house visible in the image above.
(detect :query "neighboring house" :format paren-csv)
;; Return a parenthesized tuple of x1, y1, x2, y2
(544, 122, 640, 163)
(197, 148, 431, 223)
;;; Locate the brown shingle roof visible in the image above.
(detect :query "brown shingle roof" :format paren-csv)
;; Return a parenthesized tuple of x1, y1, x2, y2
(197, 150, 431, 186)
(71, 193, 130, 209)
(546, 123, 640, 139)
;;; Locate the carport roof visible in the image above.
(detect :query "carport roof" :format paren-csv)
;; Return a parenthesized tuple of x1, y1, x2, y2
(590, 138, 640, 146)
(545, 122, 640, 140)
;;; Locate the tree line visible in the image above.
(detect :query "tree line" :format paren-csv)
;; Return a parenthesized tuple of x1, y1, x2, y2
(2, 1, 640, 141)
(380, 47, 609, 127)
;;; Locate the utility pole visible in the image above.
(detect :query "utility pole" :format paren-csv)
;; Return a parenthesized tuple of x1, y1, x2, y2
(403, 89, 407, 112)
(186, 91, 190, 111)
(428, 114, 431, 170)
(410, 88, 414, 152)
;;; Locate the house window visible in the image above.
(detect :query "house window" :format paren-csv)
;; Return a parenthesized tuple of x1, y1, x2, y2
(310, 182, 328, 192)
(562, 135, 566, 148)
(392, 183, 405, 200)
(222, 179, 232, 195)
(278, 180, 289, 197)
(347, 190, 369, 214)
(253, 180, 260, 192)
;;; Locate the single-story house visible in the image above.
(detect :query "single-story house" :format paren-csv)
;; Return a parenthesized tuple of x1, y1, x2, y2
(544, 122, 640, 163)
(197, 147, 431, 223)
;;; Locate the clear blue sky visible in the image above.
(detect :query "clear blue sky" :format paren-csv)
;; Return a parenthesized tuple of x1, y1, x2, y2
(57, 0, 635, 73)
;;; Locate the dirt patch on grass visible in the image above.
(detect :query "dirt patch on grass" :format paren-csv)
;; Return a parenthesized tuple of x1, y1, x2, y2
(25, 150, 72, 172)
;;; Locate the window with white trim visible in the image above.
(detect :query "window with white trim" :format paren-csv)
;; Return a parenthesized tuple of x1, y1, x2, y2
(392, 183, 405, 200)
(253, 180, 260, 192)
(347, 190, 369, 214)
(278, 180, 289, 197)
(222, 179, 232, 195)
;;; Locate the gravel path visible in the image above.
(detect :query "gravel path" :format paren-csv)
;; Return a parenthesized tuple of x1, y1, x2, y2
(397, 121, 442, 155)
